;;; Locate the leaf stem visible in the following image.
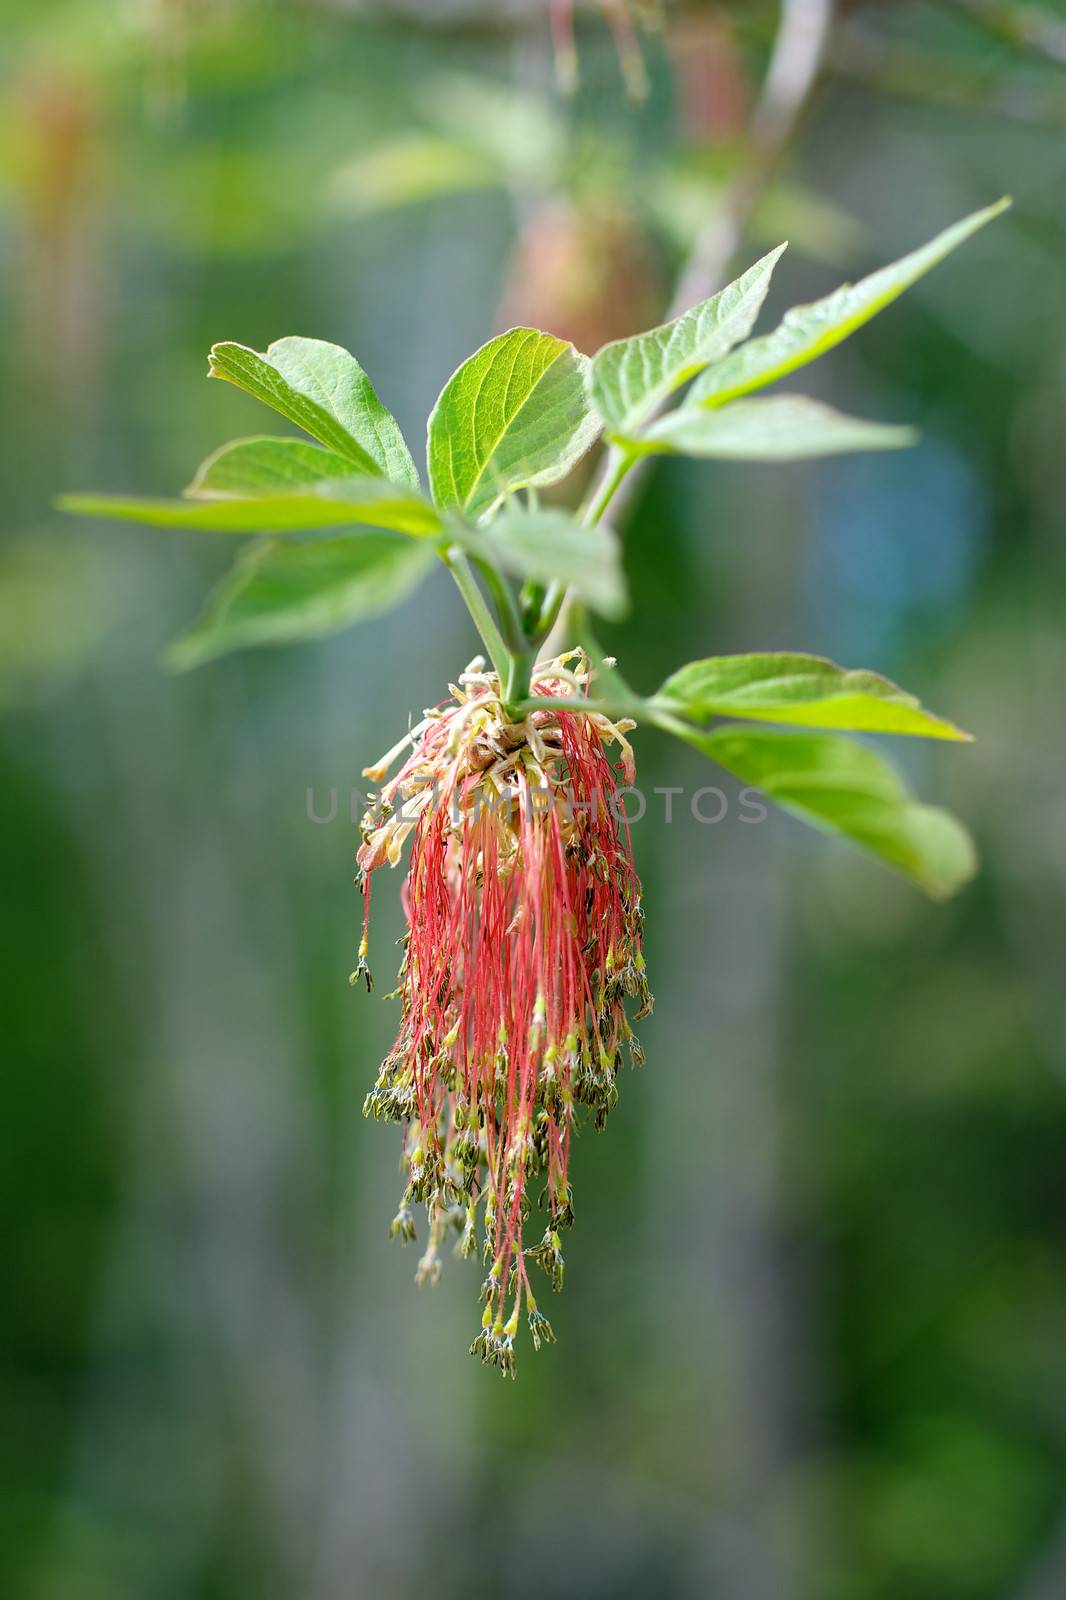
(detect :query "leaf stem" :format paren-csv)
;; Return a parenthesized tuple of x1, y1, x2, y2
(580, 0, 837, 536)
(473, 554, 526, 652)
(535, 445, 636, 643)
(581, 444, 635, 526)
(444, 546, 535, 711)
(504, 649, 536, 714)
(646, 705, 705, 744)
(442, 546, 511, 683)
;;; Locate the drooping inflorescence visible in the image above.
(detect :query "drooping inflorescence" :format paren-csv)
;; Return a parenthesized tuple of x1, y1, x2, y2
(356, 651, 652, 1376)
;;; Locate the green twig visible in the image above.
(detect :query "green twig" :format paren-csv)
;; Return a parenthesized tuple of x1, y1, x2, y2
(442, 546, 511, 683)
(581, 444, 635, 526)
(473, 555, 527, 651)
(504, 649, 536, 713)
(535, 445, 637, 644)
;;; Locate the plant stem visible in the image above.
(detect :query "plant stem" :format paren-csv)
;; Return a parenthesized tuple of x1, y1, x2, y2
(444, 547, 534, 713)
(533, 0, 836, 670)
(474, 555, 526, 651)
(646, 704, 706, 745)
(442, 546, 511, 683)
(533, 585, 565, 647)
(583, 0, 837, 534)
(582, 444, 634, 526)
(504, 649, 535, 714)
(535, 445, 636, 644)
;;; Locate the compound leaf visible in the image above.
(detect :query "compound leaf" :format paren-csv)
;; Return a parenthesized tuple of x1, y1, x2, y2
(589, 244, 786, 435)
(208, 336, 419, 488)
(690, 199, 1010, 408)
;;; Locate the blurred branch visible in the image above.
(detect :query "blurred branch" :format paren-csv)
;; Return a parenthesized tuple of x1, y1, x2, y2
(537, 0, 837, 658)
(671, 0, 837, 315)
(584, 0, 837, 535)
(939, 0, 1066, 67)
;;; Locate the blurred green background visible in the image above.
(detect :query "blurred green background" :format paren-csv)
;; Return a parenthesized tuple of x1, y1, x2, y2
(2, 3, 1065, 1597)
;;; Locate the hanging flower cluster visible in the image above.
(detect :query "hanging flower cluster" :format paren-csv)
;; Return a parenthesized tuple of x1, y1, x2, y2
(356, 651, 652, 1376)
(62, 203, 999, 1379)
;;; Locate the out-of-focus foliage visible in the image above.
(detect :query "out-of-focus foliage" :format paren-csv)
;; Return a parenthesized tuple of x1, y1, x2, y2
(1, 3, 1065, 1598)
(59, 200, 1002, 894)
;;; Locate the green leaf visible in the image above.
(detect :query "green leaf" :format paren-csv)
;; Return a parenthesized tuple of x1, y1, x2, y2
(690, 198, 1010, 409)
(628, 396, 916, 460)
(678, 724, 976, 899)
(187, 436, 367, 495)
(455, 507, 626, 620)
(588, 244, 787, 435)
(427, 327, 601, 519)
(57, 479, 442, 538)
(208, 337, 420, 488)
(657, 652, 970, 739)
(165, 533, 435, 670)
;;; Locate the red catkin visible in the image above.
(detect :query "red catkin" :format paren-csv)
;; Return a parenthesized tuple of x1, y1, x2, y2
(356, 652, 652, 1375)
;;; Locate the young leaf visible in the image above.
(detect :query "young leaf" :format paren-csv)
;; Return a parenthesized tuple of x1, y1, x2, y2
(455, 507, 626, 620)
(690, 198, 1010, 409)
(208, 337, 420, 488)
(676, 723, 976, 899)
(588, 243, 786, 435)
(627, 396, 916, 460)
(165, 533, 435, 670)
(427, 328, 601, 519)
(187, 436, 365, 495)
(58, 479, 442, 538)
(656, 652, 970, 739)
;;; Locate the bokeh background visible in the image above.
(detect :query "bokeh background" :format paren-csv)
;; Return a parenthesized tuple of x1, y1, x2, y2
(2, 3, 1065, 1597)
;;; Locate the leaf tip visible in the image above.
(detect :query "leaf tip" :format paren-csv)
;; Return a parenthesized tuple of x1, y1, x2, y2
(928, 852, 979, 901)
(757, 238, 789, 274)
(964, 195, 1013, 237)
(928, 714, 975, 743)
(160, 636, 202, 674)
(207, 340, 245, 377)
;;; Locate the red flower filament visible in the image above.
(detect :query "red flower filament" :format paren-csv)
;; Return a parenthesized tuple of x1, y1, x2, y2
(356, 653, 652, 1376)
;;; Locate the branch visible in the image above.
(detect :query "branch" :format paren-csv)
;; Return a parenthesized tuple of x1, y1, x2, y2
(590, 0, 837, 530)
(539, 0, 837, 657)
